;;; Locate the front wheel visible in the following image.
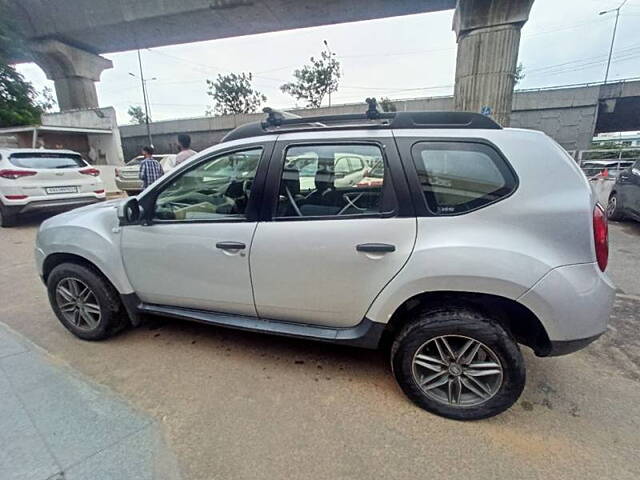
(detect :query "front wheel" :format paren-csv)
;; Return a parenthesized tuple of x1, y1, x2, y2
(391, 307, 525, 420)
(47, 263, 128, 340)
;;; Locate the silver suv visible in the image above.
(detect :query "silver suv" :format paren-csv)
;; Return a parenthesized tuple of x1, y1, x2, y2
(35, 107, 614, 420)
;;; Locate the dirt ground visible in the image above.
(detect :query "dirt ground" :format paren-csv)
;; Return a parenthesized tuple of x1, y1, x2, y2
(1, 216, 639, 480)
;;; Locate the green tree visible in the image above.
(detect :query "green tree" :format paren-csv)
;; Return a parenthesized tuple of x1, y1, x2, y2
(514, 63, 525, 85)
(127, 105, 148, 125)
(205, 72, 266, 115)
(280, 43, 341, 108)
(0, 63, 43, 127)
(0, 10, 44, 127)
(37, 86, 56, 113)
(380, 97, 397, 112)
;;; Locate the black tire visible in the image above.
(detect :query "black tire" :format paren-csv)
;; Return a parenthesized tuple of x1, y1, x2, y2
(47, 263, 128, 340)
(391, 307, 525, 420)
(607, 191, 625, 221)
(0, 203, 17, 227)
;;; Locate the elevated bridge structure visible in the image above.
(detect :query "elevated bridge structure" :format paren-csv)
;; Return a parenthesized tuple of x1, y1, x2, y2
(5, 0, 535, 126)
(118, 79, 640, 158)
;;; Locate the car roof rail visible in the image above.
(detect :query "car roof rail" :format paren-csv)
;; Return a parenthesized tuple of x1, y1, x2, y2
(221, 99, 502, 142)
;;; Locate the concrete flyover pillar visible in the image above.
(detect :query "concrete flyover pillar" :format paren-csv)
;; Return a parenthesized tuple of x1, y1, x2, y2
(29, 40, 113, 111)
(453, 0, 534, 126)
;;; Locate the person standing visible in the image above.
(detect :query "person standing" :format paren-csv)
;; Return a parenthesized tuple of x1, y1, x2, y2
(138, 146, 164, 189)
(174, 134, 197, 166)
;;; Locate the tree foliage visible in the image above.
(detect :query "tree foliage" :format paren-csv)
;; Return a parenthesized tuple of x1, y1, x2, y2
(0, 10, 44, 127)
(380, 97, 397, 112)
(127, 105, 149, 125)
(0, 63, 43, 127)
(205, 72, 266, 115)
(514, 63, 525, 85)
(280, 45, 341, 108)
(37, 86, 56, 112)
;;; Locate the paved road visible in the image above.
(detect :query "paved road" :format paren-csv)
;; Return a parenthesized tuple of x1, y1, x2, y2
(1, 216, 639, 480)
(0, 323, 180, 480)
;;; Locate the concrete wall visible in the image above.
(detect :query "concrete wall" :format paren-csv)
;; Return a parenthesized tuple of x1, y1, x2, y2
(120, 85, 608, 159)
(42, 107, 125, 166)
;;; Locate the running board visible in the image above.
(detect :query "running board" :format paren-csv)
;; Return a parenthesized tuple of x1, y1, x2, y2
(138, 303, 385, 349)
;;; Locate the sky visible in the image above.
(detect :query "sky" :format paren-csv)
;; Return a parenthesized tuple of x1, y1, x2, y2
(15, 0, 640, 125)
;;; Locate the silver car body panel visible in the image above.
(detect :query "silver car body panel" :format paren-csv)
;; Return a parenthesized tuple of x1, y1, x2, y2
(364, 128, 613, 342)
(518, 262, 615, 340)
(35, 127, 614, 346)
(121, 222, 258, 316)
(250, 217, 417, 327)
(35, 199, 134, 294)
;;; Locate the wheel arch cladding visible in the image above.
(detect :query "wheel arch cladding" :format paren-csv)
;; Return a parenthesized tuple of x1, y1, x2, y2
(379, 291, 551, 356)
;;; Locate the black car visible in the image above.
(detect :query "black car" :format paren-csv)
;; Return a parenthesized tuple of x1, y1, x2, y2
(607, 160, 640, 221)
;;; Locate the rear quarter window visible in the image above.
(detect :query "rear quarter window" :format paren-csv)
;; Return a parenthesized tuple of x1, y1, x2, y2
(9, 152, 86, 169)
(411, 142, 517, 215)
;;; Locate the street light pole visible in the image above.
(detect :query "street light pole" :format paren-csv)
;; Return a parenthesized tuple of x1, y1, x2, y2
(136, 49, 153, 147)
(600, 0, 627, 84)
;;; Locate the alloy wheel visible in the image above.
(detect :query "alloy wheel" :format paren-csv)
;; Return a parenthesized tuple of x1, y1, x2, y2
(411, 335, 504, 407)
(607, 196, 617, 218)
(55, 278, 101, 331)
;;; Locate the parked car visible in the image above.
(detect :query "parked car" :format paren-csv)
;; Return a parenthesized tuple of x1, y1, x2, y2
(35, 109, 614, 420)
(0, 148, 105, 227)
(607, 160, 640, 221)
(581, 160, 634, 179)
(115, 154, 176, 195)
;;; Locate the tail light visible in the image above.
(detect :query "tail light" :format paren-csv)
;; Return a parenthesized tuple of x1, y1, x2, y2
(4, 194, 28, 200)
(0, 169, 37, 179)
(593, 203, 608, 271)
(80, 167, 100, 176)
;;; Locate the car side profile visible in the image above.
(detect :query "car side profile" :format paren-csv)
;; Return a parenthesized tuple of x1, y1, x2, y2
(607, 159, 640, 222)
(35, 107, 614, 420)
(1, 148, 105, 227)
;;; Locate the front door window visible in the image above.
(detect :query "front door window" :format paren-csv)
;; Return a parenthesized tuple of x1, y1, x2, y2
(153, 148, 262, 221)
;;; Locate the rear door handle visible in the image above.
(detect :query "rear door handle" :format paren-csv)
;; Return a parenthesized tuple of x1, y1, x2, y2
(216, 241, 246, 250)
(356, 243, 396, 253)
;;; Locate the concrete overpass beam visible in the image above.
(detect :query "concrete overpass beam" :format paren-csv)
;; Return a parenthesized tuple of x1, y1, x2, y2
(453, 0, 534, 126)
(30, 40, 113, 111)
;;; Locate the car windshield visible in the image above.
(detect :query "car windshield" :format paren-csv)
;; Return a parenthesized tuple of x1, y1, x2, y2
(9, 152, 86, 169)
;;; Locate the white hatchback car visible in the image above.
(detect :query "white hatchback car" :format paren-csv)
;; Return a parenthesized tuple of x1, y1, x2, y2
(0, 148, 105, 227)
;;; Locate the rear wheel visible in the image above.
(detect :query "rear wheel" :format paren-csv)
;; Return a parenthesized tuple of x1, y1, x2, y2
(607, 192, 624, 220)
(391, 307, 525, 420)
(0, 203, 17, 227)
(47, 263, 128, 340)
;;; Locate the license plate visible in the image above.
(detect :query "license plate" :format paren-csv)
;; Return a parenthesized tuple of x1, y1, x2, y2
(46, 186, 78, 194)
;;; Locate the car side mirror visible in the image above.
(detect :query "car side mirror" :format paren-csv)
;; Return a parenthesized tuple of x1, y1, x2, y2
(117, 197, 142, 224)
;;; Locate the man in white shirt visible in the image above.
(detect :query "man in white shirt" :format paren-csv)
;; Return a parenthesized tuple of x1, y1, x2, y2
(174, 134, 197, 166)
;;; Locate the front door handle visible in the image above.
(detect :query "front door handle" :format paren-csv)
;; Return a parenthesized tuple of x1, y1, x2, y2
(216, 241, 246, 250)
(356, 243, 396, 253)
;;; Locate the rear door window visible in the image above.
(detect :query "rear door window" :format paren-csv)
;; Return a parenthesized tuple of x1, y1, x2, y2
(411, 142, 517, 215)
(9, 153, 86, 169)
(275, 144, 395, 218)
